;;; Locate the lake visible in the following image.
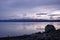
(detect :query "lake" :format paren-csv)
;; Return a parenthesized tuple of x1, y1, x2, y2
(0, 22, 60, 37)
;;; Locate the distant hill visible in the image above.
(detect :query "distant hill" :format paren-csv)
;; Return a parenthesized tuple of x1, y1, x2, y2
(0, 19, 60, 22)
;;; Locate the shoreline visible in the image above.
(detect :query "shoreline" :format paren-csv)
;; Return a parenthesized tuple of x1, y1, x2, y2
(0, 29, 60, 40)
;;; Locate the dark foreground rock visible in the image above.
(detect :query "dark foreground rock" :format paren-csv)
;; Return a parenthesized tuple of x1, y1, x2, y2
(0, 25, 60, 40)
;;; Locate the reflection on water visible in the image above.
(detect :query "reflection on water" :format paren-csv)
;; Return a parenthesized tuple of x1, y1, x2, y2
(0, 22, 60, 37)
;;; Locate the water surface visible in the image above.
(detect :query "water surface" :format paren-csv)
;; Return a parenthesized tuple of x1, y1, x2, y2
(0, 22, 60, 37)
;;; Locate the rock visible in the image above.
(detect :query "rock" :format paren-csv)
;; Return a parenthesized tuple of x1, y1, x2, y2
(45, 24, 56, 33)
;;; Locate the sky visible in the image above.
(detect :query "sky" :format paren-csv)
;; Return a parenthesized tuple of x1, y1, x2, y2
(0, 0, 60, 20)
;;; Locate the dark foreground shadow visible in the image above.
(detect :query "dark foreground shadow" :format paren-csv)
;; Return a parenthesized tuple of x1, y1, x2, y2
(0, 24, 60, 40)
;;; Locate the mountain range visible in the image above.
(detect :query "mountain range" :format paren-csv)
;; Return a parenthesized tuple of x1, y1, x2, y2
(0, 19, 60, 22)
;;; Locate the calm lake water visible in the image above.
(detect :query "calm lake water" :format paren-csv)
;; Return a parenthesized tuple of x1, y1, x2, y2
(0, 22, 60, 37)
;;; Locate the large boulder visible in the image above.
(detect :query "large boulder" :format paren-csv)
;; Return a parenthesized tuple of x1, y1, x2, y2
(45, 24, 56, 33)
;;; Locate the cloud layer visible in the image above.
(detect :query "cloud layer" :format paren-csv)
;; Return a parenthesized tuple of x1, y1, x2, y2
(0, 0, 60, 19)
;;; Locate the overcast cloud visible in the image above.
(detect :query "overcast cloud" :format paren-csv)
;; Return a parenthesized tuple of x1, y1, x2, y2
(0, 0, 60, 19)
